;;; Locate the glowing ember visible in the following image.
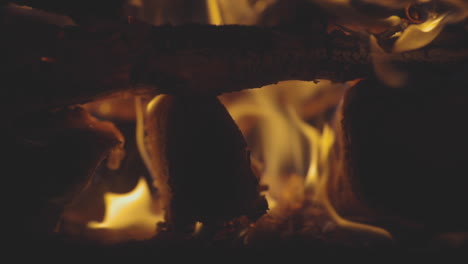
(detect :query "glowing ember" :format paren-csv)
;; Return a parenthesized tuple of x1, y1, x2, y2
(194, 222, 204, 235)
(87, 177, 163, 240)
(40, 56, 56, 63)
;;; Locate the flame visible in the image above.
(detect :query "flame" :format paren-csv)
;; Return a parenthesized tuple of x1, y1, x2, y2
(194, 222, 204, 236)
(206, 0, 223, 25)
(82, 96, 166, 242)
(312, 0, 468, 54)
(225, 80, 393, 239)
(226, 81, 335, 209)
(393, 13, 447, 53)
(73, 0, 406, 243)
(210, 0, 392, 239)
(207, 0, 275, 25)
(226, 78, 392, 241)
(392, 1, 468, 53)
(365, 1, 468, 87)
(87, 177, 163, 239)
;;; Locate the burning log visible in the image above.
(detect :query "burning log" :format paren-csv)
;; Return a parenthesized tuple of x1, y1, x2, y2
(2, 1, 468, 251)
(341, 68, 468, 241)
(2, 5, 467, 119)
(7, 0, 127, 21)
(5, 106, 124, 237)
(146, 94, 268, 234)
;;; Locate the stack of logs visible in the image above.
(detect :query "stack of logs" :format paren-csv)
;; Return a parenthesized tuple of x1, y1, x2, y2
(2, 0, 468, 249)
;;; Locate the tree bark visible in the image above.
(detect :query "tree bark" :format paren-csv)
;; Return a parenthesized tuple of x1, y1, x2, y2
(146, 95, 268, 233)
(1, 8, 467, 119)
(340, 70, 468, 237)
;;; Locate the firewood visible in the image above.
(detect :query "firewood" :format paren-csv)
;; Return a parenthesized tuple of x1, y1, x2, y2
(5, 106, 124, 236)
(340, 70, 468, 239)
(146, 95, 268, 233)
(2, 6, 467, 119)
(6, 0, 127, 21)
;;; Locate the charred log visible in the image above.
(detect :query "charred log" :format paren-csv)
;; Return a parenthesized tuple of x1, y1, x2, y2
(146, 95, 268, 233)
(5, 106, 124, 237)
(341, 64, 468, 240)
(2, 7, 467, 119)
(5, 0, 127, 22)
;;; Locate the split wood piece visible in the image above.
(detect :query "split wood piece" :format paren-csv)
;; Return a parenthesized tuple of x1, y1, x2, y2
(2, 9, 467, 119)
(341, 73, 468, 240)
(146, 95, 268, 233)
(5, 106, 124, 236)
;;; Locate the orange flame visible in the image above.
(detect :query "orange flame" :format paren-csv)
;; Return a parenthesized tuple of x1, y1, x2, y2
(393, 13, 447, 53)
(210, 0, 392, 240)
(87, 177, 164, 240)
(206, 0, 223, 25)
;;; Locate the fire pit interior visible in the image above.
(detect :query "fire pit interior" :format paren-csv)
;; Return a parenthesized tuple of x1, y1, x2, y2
(3, 0, 468, 253)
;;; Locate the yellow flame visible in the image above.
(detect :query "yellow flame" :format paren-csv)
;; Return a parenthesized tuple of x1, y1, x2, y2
(226, 81, 333, 210)
(206, 0, 223, 25)
(299, 120, 392, 239)
(223, 77, 393, 239)
(311, 0, 467, 54)
(84, 96, 168, 242)
(393, 14, 447, 53)
(207, 0, 275, 25)
(194, 222, 204, 236)
(88, 177, 163, 238)
(372, 6, 464, 87)
(391, 0, 468, 53)
(225, 83, 318, 210)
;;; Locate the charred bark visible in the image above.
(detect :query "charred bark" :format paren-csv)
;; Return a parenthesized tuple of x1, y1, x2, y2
(5, 0, 127, 21)
(2, 7, 467, 119)
(146, 95, 268, 233)
(5, 106, 124, 237)
(341, 63, 468, 238)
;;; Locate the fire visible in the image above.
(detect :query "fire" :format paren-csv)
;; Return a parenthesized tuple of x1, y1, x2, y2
(393, 13, 447, 53)
(226, 81, 339, 210)
(314, 0, 468, 54)
(206, 0, 275, 25)
(79, 96, 165, 242)
(211, 0, 392, 240)
(367, 1, 468, 87)
(75, 0, 465, 243)
(393, 0, 468, 53)
(87, 177, 163, 240)
(206, 0, 223, 25)
(222, 80, 391, 239)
